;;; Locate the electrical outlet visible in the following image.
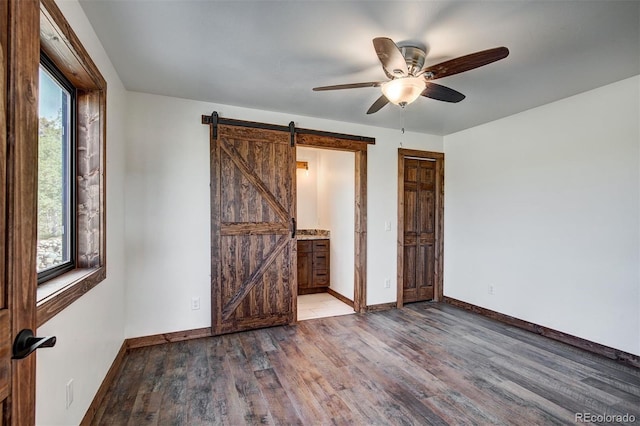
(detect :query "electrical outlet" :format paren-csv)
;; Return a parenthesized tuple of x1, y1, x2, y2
(66, 379, 74, 409)
(191, 297, 200, 310)
(488, 285, 494, 295)
(384, 278, 391, 288)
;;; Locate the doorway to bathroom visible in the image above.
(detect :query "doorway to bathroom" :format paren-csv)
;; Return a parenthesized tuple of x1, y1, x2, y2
(296, 147, 356, 320)
(294, 130, 371, 320)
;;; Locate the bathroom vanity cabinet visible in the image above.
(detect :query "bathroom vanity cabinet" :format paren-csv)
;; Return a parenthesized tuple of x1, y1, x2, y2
(297, 239, 330, 294)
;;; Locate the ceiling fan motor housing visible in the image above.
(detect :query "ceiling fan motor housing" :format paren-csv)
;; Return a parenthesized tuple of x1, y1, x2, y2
(400, 45, 427, 76)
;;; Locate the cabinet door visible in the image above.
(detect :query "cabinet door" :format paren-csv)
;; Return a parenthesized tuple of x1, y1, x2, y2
(297, 251, 312, 289)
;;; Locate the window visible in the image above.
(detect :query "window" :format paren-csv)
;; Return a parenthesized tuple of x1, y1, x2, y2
(37, 0, 107, 326)
(37, 54, 76, 283)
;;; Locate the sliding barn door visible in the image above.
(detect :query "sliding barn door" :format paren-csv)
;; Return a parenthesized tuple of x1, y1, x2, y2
(210, 124, 296, 335)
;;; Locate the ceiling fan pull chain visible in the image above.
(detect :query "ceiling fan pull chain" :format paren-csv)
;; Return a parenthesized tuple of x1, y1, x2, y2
(399, 108, 406, 147)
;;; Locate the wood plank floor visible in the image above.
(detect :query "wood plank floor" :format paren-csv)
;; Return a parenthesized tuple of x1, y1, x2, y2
(91, 303, 640, 425)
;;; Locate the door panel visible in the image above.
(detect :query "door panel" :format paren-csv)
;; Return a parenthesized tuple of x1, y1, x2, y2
(0, 4, 9, 414)
(417, 243, 435, 300)
(403, 158, 436, 304)
(2, 0, 39, 423)
(211, 124, 295, 335)
(418, 191, 435, 234)
(403, 190, 417, 234)
(403, 245, 417, 301)
(0, 0, 40, 423)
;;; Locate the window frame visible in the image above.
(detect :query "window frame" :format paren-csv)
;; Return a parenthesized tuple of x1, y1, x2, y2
(37, 52, 78, 284)
(37, 0, 107, 327)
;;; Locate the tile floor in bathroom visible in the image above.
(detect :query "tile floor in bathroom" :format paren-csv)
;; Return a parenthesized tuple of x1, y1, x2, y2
(297, 292, 355, 321)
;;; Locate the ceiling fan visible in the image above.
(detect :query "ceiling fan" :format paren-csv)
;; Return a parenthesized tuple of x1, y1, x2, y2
(313, 37, 509, 114)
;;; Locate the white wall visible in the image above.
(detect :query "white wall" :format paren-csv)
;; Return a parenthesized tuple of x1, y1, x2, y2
(444, 75, 640, 355)
(317, 150, 355, 300)
(35, 1, 127, 424)
(125, 91, 443, 337)
(296, 147, 319, 229)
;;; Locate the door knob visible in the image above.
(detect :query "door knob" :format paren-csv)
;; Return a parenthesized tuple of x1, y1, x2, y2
(12, 329, 56, 359)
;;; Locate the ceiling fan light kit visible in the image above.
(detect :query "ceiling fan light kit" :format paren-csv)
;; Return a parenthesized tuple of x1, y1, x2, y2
(381, 77, 425, 107)
(313, 37, 509, 115)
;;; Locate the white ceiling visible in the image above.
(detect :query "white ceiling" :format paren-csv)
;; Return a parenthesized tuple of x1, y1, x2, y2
(78, 0, 640, 136)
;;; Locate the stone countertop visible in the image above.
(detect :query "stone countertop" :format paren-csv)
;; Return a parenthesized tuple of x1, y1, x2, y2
(296, 229, 330, 240)
(297, 235, 330, 240)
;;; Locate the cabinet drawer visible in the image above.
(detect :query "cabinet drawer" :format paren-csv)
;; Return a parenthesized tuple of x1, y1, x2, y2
(313, 252, 329, 270)
(313, 271, 329, 286)
(297, 240, 313, 253)
(313, 239, 329, 251)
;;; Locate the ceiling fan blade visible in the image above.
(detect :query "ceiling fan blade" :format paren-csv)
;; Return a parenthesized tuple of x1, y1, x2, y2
(373, 37, 408, 78)
(366, 95, 389, 114)
(313, 81, 383, 91)
(422, 46, 509, 80)
(421, 82, 465, 103)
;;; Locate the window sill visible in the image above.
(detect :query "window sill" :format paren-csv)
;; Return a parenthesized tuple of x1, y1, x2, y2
(37, 266, 106, 327)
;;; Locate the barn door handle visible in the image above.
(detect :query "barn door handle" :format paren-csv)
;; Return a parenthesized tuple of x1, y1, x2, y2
(291, 217, 297, 238)
(12, 329, 56, 359)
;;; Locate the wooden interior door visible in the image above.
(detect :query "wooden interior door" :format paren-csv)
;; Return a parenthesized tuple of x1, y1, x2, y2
(2, 0, 40, 423)
(210, 124, 296, 335)
(0, 10, 8, 418)
(402, 158, 436, 303)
